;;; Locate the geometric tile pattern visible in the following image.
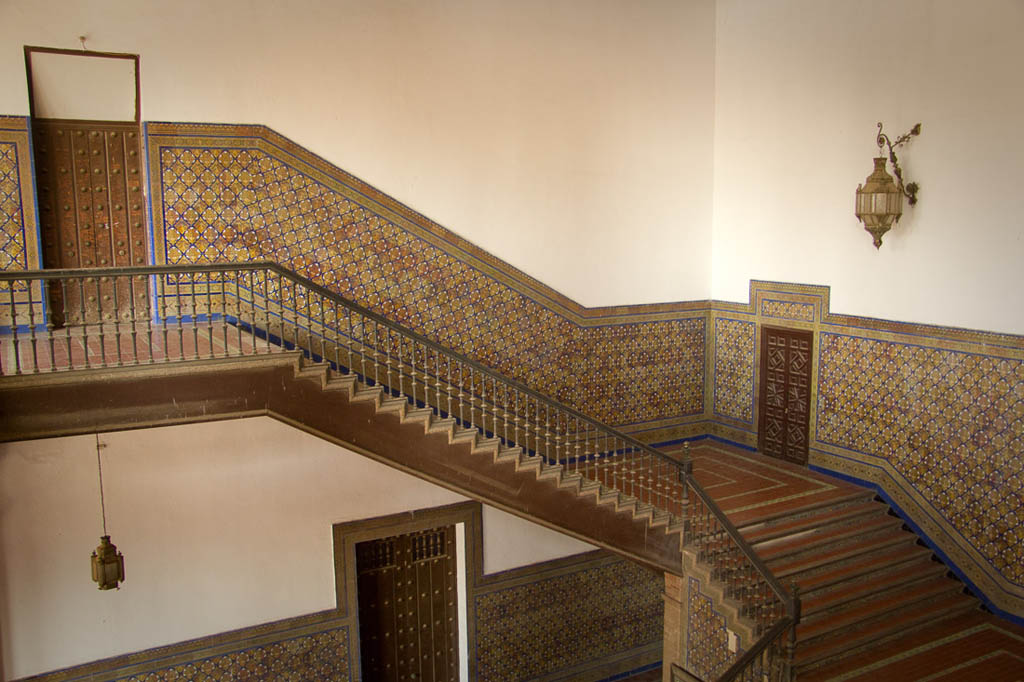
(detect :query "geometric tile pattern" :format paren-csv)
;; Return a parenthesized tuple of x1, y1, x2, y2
(760, 298, 814, 322)
(153, 138, 704, 426)
(121, 627, 350, 681)
(0, 142, 26, 272)
(713, 318, 755, 423)
(817, 332, 1024, 585)
(475, 559, 663, 681)
(685, 576, 735, 680)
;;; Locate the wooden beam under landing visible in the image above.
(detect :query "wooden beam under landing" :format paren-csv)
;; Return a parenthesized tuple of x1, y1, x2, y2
(0, 353, 683, 576)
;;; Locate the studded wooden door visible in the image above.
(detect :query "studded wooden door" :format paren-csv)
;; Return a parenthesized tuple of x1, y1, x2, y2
(757, 327, 813, 465)
(31, 120, 148, 324)
(356, 526, 458, 682)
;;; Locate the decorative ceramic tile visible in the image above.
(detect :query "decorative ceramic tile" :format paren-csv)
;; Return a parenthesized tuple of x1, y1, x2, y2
(685, 577, 734, 680)
(147, 125, 704, 430)
(122, 627, 350, 681)
(760, 299, 814, 322)
(475, 558, 663, 681)
(816, 332, 1024, 584)
(713, 318, 755, 423)
(0, 117, 39, 284)
(0, 142, 26, 271)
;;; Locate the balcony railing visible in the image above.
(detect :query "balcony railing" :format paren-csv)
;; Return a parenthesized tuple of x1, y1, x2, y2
(0, 262, 798, 681)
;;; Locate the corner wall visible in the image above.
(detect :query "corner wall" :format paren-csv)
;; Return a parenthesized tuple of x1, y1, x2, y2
(712, 0, 1024, 334)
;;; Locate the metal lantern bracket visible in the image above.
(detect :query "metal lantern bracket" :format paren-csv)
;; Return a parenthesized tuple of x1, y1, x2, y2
(876, 122, 921, 205)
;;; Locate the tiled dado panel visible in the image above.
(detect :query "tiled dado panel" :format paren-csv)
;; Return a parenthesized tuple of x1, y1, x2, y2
(15, 615, 351, 682)
(14, 555, 658, 682)
(684, 576, 735, 680)
(0, 117, 40, 277)
(712, 317, 755, 424)
(474, 555, 663, 681)
(146, 123, 705, 429)
(708, 280, 1024, 620)
(816, 333, 1024, 588)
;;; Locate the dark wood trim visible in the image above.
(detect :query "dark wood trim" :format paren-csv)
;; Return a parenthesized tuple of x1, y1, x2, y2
(24, 45, 141, 123)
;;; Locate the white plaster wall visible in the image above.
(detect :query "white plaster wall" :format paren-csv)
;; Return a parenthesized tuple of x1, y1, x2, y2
(0, 417, 592, 679)
(28, 51, 136, 120)
(0, 0, 715, 307)
(712, 0, 1024, 334)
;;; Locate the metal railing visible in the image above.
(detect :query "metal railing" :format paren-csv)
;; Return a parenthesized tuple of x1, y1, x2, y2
(0, 262, 798, 681)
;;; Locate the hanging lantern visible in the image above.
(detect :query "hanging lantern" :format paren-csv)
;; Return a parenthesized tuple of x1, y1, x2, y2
(91, 535, 125, 590)
(91, 434, 125, 590)
(855, 157, 903, 248)
(854, 122, 921, 249)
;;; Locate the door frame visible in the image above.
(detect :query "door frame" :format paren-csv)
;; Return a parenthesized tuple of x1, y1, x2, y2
(333, 501, 482, 682)
(756, 324, 814, 465)
(24, 45, 141, 123)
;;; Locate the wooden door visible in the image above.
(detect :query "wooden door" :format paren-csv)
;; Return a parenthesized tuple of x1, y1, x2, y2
(757, 326, 813, 465)
(32, 119, 148, 324)
(356, 526, 458, 682)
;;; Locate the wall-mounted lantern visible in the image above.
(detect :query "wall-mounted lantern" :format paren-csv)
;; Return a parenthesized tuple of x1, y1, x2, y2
(855, 122, 921, 248)
(90, 435, 124, 590)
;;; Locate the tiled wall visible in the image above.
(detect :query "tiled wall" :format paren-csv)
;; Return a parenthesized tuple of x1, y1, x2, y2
(475, 555, 663, 681)
(145, 123, 706, 434)
(15, 552, 660, 682)
(684, 576, 735, 680)
(0, 117, 39, 279)
(710, 281, 1024, 621)
(3, 116, 1021, 620)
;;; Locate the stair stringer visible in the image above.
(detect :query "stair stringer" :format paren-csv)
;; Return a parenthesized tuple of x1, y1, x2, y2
(0, 353, 685, 576)
(681, 547, 759, 650)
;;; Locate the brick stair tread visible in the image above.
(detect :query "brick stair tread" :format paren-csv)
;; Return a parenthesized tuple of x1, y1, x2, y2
(797, 577, 964, 641)
(801, 560, 948, 617)
(741, 499, 884, 545)
(754, 514, 902, 561)
(768, 527, 915, 577)
(795, 543, 934, 594)
(726, 488, 876, 527)
(795, 592, 977, 668)
(795, 611, 994, 682)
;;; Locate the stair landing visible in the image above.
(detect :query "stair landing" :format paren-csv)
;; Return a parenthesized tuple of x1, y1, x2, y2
(661, 441, 1024, 682)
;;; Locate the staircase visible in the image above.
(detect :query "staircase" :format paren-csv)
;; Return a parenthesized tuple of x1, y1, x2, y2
(677, 443, 984, 679)
(2, 261, 1001, 681)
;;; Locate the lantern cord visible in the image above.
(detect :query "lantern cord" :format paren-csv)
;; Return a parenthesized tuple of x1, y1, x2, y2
(95, 433, 108, 537)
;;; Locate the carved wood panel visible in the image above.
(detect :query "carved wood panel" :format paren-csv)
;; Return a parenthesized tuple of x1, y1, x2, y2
(32, 119, 148, 324)
(356, 526, 458, 682)
(758, 327, 812, 465)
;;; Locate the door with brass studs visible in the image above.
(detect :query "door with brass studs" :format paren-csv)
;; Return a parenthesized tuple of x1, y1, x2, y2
(356, 526, 459, 682)
(31, 119, 148, 325)
(758, 326, 813, 466)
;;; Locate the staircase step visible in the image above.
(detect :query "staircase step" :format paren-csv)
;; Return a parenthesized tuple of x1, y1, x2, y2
(753, 513, 903, 563)
(351, 385, 385, 404)
(797, 577, 965, 645)
(768, 527, 915, 579)
(377, 396, 408, 414)
(403, 407, 435, 425)
(471, 437, 502, 455)
(727, 488, 876, 528)
(742, 499, 883, 545)
(794, 544, 933, 599)
(494, 445, 523, 464)
(322, 376, 359, 398)
(426, 416, 457, 434)
(795, 592, 977, 671)
(801, 559, 949, 620)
